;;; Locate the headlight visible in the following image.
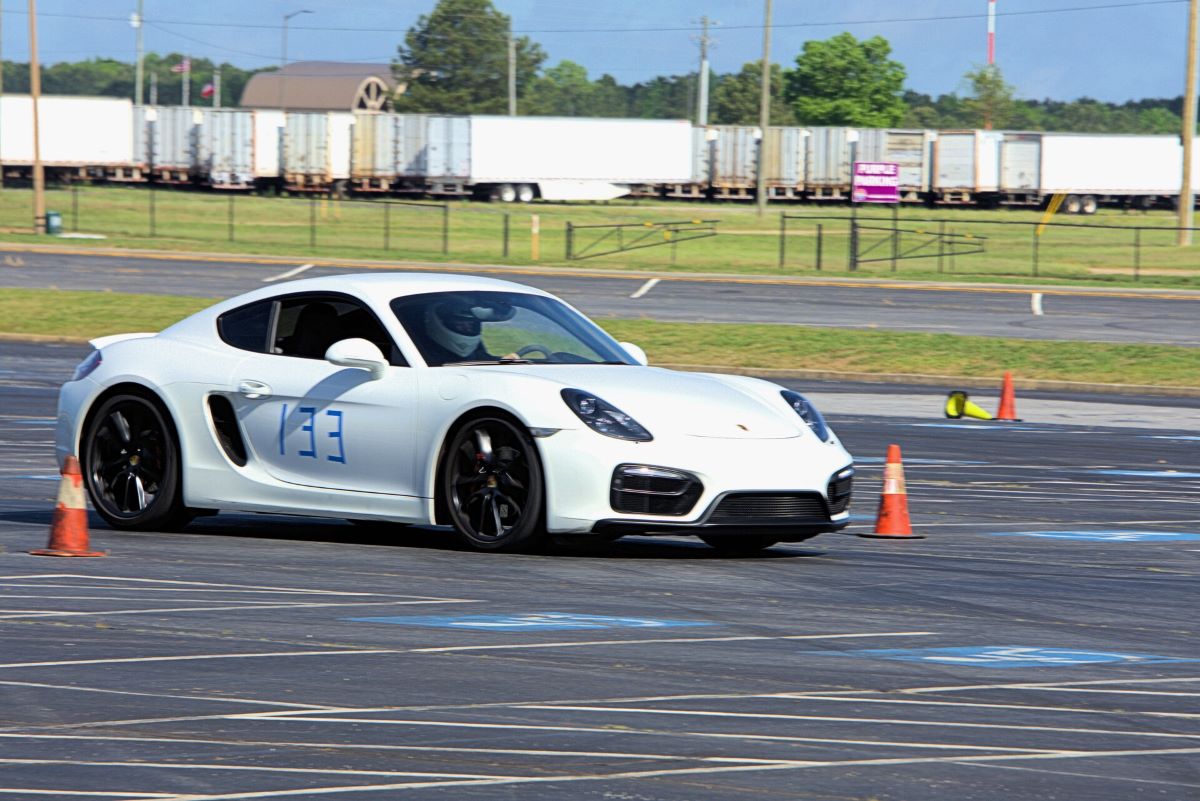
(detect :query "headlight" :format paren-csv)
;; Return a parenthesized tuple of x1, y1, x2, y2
(781, 390, 830, 442)
(71, 349, 102, 382)
(561, 389, 652, 442)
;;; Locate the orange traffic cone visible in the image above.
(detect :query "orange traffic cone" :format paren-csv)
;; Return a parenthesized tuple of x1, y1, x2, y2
(30, 456, 105, 557)
(996, 371, 1021, 421)
(858, 444, 924, 539)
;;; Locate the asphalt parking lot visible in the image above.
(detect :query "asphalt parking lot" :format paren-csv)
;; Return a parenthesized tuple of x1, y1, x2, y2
(1, 342, 1199, 800)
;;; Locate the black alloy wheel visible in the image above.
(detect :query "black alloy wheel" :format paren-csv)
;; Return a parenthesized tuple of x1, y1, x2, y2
(699, 534, 780, 555)
(443, 415, 544, 551)
(83, 393, 190, 531)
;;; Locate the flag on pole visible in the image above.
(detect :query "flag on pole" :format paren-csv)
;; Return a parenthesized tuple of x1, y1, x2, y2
(170, 58, 191, 74)
(200, 82, 215, 99)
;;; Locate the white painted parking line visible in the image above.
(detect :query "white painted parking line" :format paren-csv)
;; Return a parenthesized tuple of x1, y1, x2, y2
(92, 746, 1200, 800)
(0, 791, 172, 799)
(0, 649, 398, 670)
(0, 573, 461, 599)
(0, 759, 523, 781)
(262, 263, 314, 283)
(515, 705, 1200, 740)
(774, 694, 1200, 720)
(0, 680, 346, 710)
(629, 278, 660, 299)
(1031, 292, 1044, 316)
(0, 598, 478, 620)
(410, 630, 935, 653)
(228, 716, 1059, 753)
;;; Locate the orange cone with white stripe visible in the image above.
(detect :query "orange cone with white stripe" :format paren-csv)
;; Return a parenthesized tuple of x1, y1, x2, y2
(30, 456, 105, 557)
(995, 371, 1021, 421)
(858, 444, 924, 539)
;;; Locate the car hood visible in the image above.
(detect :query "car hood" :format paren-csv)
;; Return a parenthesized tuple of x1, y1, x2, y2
(465, 364, 804, 440)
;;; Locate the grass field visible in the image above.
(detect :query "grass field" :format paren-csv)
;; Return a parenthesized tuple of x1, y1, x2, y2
(0, 185, 1199, 288)
(4, 288, 1197, 387)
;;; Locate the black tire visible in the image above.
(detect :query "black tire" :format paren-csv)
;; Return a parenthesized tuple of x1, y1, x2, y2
(1063, 194, 1082, 214)
(699, 534, 780, 555)
(1079, 195, 1098, 215)
(441, 414, 545, 552)
(82, 392, 191, 531)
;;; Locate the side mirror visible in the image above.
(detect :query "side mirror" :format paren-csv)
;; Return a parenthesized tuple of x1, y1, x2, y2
(325, 338, 387, 380)
(619, 341, 648, 366)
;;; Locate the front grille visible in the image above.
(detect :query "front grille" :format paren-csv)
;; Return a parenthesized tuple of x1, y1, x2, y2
(709, 492, 829, 522)
(827, 470, 853, 514)
(611, 465, 703, 516)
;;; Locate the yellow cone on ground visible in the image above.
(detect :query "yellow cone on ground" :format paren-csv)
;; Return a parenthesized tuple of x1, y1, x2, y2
(945, 390, 994, 420)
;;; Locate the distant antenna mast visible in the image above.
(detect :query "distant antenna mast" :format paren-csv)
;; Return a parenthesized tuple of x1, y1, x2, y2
(987, 0, 997, 65)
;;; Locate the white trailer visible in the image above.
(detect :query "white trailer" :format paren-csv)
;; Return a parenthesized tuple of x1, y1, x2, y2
(1038, 133, 1186, 213)
(0, 95, 135, 178)
(463, 116, 694, 201)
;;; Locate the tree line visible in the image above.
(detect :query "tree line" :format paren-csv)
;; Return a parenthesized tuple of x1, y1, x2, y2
(1, 0, 1187, 136)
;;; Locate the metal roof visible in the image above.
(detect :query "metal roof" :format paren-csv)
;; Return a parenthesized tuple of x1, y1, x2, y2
(239, 61, 398, 112)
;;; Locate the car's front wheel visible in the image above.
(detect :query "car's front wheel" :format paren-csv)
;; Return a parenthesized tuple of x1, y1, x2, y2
(82, 392, 191, 531)
(442, 414, 545, 551)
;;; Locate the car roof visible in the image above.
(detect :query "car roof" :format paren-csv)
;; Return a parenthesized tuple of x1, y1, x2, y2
(163, 271, 553, 339)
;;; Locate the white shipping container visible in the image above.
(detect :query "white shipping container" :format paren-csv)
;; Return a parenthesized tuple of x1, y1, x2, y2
(0, 95, 133, 166)
(1000, 133, 1041, 192)
(199, 109, 254, 186)
(934, 130, 1002, 192)
(252, 110, 285, 178)
(467, 117, 693, 184)
(283, 112, 351, 182)
(1039, 134, 1184, 195)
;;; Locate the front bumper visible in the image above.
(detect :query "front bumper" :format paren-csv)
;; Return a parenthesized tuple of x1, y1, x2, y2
(537, 426, 853, 535)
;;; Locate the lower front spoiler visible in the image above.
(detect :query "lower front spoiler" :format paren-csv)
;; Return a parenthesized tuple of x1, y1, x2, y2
(590, 517, 849, 541)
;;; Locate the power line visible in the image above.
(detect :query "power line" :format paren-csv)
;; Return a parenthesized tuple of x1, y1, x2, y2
(0, 0, 1186, 36)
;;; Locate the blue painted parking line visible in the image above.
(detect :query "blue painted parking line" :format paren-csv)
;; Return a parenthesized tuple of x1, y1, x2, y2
(990, 530, 1200, 542)
(345, 612, 714, 631)
(809, 645, 1198, 668)
(1090, 469, 1200, 478)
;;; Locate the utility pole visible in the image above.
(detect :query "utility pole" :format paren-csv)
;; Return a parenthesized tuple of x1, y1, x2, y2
(214, 65, 221, 108)
(1180, 0, 1198, 245)
(149, 70, 158, 105)
(280, 9, 312, 111)
(1, 0, 6, 191)
(507, 32, 516, 115)
(693, 16, 713, 126)
(987, 0, 996, 65)
(133, 0, 144, 105)
(28, 0, 45, 233)
(181, 56, 189, 107)
(755, 0, 772, 217)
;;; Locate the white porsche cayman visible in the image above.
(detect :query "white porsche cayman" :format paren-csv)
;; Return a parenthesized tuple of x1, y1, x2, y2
(56, 273, 854, 552)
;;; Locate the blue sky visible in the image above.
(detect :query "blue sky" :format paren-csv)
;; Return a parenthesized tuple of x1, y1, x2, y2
(5, 0, 1191, 102)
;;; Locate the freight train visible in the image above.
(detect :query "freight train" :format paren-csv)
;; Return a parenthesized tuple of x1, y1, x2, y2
(0, 94, 1192, 211)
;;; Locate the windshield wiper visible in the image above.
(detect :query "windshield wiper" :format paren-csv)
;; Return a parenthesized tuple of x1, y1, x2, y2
(454, 358, 535, 365)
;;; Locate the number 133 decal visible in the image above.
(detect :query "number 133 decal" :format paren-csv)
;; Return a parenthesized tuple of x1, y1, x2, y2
(279, 404, 345, 463)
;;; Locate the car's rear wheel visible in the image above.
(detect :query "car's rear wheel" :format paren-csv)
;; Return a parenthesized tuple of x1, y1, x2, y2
(82, 392, 191, 531)
(699, 534, 779, 554)
(442, 415, 544, 551)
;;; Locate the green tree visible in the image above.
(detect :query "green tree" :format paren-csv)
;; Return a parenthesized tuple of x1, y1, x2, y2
(524, 60, 597, 116)
(709, 61, 794, 125)
(783, 32, 906, 126)
(393, 0, 545, 114)
(626, 74, 694, 119)
(962, 64, 1017, 129)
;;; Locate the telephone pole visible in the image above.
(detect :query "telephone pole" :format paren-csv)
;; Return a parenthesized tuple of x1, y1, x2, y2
(755, 0, 772, 217)
(507, 32, 516, 115)
(28, 0, 45, 233)
(1180, 0, 1198, 245)
(133, 0, 144, 105)
(694, 16, 713, 126)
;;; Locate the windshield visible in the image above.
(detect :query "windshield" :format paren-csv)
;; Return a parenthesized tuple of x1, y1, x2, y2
(390, 290, 636, 367)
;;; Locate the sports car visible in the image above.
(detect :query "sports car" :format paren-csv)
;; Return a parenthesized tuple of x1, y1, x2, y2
(56, 272, 854, 552)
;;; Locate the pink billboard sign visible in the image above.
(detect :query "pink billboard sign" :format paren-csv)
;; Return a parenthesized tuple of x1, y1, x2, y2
(852, 161, 900, 203)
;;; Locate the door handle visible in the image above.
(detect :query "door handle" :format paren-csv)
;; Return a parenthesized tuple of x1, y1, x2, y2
(237, 380, 271, 399)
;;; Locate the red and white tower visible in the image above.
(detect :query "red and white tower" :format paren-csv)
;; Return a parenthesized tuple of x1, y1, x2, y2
(987, 0, 997, 65)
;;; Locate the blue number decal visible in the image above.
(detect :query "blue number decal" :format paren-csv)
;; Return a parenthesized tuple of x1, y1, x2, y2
(278, 403, 288, 455)
(326, 410, 345, 463)
(298, 406, 317, 458)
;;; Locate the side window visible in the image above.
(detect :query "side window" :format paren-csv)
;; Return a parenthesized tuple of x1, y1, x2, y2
(217, 300, 274, 353)
(273, 295, 405, 365)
